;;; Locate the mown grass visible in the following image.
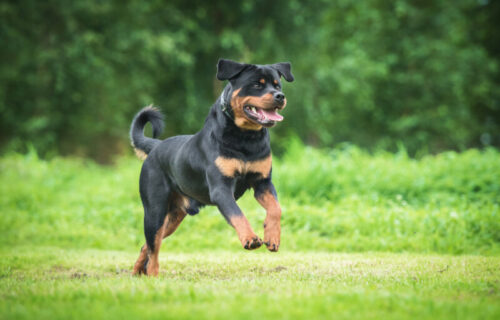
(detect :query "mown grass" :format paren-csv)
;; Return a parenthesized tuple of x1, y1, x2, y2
(0, 143, 499, 319)
(1, 248, 499, 320)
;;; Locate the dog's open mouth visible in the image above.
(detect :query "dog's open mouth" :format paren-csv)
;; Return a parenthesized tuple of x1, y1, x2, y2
(243, 105, 284, 127)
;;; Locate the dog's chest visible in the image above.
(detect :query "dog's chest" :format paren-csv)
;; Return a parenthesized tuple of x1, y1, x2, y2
(215, 155, 271, 178)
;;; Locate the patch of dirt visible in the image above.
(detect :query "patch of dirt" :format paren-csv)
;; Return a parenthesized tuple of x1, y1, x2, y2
(70, 272, 89, 279)
(250, 266, 287, 273)
(51, 265, 68, 272)
(270, 266, 287, 272)
(115, 268, 130, 274)
(437, 265, 449, 273)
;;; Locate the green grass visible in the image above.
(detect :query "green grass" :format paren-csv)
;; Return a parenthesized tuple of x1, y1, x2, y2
(1, 248, 499, 320)
(1, 142, 498, 254)
(1, 143, 499, 319)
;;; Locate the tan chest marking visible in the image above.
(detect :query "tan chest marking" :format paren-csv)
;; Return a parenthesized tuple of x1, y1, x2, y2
(215, 155, 272, 178)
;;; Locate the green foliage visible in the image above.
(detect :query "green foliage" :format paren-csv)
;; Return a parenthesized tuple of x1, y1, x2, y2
(1, 0, 500, 160)
(276, 138, 500, 203)
(274, 140, 500, 253)
(285, 0, 500, 152)
(1, 143, 499, 254)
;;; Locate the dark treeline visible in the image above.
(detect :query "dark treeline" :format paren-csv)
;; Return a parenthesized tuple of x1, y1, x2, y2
(1, 0, 499, 161)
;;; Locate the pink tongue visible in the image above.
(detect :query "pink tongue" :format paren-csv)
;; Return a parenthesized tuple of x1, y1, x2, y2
(258, 109, 284, 121)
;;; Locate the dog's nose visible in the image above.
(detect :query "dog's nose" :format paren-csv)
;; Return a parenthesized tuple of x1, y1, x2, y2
(274, 92, 285, 104)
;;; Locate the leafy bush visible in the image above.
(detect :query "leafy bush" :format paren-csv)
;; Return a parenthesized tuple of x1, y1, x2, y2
(1, 0, 499, 160)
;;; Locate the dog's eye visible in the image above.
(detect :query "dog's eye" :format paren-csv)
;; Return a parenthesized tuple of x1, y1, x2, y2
(253, 83, 263, 89)
(274, 84, 281, 90)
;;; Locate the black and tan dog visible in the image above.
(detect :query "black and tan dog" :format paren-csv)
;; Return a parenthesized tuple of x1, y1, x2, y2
(130, 59, 294, 276)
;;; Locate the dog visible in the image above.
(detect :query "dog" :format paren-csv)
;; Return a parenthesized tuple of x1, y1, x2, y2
(130, 58, 294, 276)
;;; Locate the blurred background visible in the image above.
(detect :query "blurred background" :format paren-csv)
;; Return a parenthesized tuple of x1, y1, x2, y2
(1, 1, 500, 301)
(2, 4, 500, 317)
(1, 0, 500, 162)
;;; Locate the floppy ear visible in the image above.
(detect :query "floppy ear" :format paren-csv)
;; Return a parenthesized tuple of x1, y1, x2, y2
(216, 59, 247, 81)
(270, 62, 294, 82)
(271, 62, 294, 82)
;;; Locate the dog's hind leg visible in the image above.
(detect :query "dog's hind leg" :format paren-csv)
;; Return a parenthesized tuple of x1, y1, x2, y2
(143, 203, 171, 277)
(134, 204, 187, 277)
(132, 244, 148, 275)
(131, 160, 172, 277)
(132, 161, 189, 277)
(162, 194, 188, 239)
(143, 193, 187, 277)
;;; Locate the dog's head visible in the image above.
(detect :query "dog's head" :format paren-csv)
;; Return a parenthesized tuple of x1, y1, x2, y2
(217, 59, 294, 131)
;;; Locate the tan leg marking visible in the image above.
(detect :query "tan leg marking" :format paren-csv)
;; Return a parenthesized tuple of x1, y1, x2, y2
(145, 209, 187, 277)
(229, 215, 262, 250)
(132, 244, 148, 275)
(163, 209, 187, 239)
(145, 226, 163, 277)
(257, 191, 282, 252)
(144, 193, 188, 277)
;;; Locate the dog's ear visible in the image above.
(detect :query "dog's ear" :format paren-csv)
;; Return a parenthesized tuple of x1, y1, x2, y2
(270, 62, 294, 82)
(216, 59, 247, 81)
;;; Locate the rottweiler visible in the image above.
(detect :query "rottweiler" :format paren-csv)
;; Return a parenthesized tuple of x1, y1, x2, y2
(130, 58, 294, 276)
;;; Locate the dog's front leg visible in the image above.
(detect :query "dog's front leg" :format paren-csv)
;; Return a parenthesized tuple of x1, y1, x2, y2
(208, 172, 262, 250)
(254, 179, 281, 252)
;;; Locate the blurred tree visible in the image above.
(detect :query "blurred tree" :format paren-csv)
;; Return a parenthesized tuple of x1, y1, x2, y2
(0, 0, 498, 161)
(281, 0, 499, 153)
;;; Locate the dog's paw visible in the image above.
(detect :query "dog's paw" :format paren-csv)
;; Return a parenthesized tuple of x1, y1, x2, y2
(242, 235, 263, 250)
(263, 239, 279, 252)
(264, 229, 280, 252)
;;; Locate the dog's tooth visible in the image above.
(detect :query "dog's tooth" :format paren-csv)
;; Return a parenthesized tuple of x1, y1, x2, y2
(252, 107, 257, 113)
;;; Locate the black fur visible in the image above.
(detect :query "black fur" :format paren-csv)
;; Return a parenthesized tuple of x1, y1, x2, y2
(216, 59, 249, 80)
(130, 106, 164, 154)
(130, 58, 294, 256)
(270, 63, 294, 82)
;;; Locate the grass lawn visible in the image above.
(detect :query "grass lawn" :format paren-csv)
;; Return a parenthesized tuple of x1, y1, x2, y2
(1, 248, 499, 320)
(1, 144, 499, 319)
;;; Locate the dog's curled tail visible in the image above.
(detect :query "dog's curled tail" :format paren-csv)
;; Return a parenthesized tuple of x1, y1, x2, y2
(130, 106, 164, 160)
